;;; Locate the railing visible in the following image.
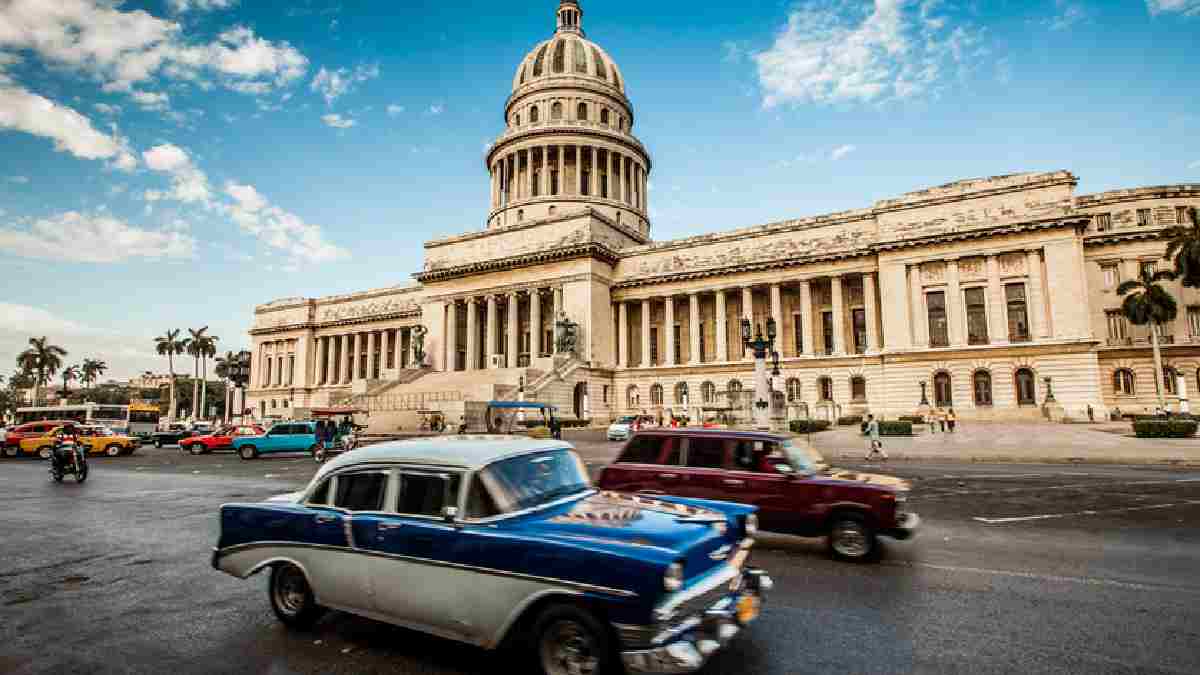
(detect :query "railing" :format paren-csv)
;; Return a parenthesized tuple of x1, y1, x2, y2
(1106, 337, 1133, 346)
(352, 390, 463, 412)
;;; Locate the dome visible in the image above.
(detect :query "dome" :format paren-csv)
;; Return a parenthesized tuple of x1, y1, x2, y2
(511, 2, 625, 95)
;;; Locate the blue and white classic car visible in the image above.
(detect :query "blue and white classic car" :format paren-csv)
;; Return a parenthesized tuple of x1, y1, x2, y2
(212, 436, 772, 674)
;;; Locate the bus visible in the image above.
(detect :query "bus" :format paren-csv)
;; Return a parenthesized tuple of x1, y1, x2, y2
(14, 403, 161, 438)
(127, 402, 161, 438)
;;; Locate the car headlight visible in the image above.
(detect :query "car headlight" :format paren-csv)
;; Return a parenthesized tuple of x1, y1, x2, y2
(744, 513, 758, 537)
(664, 562, 684, 592)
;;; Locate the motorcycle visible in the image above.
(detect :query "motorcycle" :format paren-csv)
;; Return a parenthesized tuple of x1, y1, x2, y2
(312, 430, 357, 465)
(49, 437, 88, 484)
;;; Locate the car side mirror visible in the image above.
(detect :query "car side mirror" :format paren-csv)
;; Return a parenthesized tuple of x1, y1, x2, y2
(442, 506, 459, 523)
(774, 463, 796, 476)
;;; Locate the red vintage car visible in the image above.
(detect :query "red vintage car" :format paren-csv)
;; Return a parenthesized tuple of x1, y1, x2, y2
(179, 424, 265, 455)
(596, 428, 920, 562)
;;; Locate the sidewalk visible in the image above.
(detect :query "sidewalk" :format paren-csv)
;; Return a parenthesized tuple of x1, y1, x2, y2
(810, 422, 1200, 466)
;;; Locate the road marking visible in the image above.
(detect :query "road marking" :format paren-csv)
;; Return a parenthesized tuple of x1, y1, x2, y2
(923, 477, 1200, 499)
(883, 560, 1200, 594)
(973, 500, 1200, 524)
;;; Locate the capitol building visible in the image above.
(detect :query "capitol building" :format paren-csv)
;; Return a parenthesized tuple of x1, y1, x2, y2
(247, 0, 1200, 428)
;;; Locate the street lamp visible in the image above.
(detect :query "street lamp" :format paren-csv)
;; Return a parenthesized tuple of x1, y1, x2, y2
(740, 318, 778, 430)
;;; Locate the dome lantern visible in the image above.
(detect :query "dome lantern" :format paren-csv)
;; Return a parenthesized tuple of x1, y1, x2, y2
(557, 1, 583, 35)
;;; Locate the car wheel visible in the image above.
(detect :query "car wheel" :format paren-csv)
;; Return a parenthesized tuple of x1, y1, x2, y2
(311, 444, 327, 464)
(239, 445, 257, 461)
(828, 512, 878, 563)
(188, 443, 205, 456)
(269, 563, 324, 629)
(37, 446, 53, 460)
(105, 444, 122, 457)
(532, 604, 614, 675)
(154, 439, 163, 449)
(3, 445, 18, 458)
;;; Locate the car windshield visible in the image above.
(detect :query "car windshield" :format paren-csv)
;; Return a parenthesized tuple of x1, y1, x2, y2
(478, 448, 591, 514)
(781, 438, 828, 474)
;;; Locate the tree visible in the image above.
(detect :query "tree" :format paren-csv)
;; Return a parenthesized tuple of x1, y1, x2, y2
(16, 337, 68, 407)
(186, 327, 209, 420)
(1118, 267, 1179, 410)
(195, 333, 219, 420)
(80, 358, 108, 389)
(60, 364, 80, 398)
(1164, 206, 1200, 288)
(215, 351, 237, 424)
(155, 329, 188, 422)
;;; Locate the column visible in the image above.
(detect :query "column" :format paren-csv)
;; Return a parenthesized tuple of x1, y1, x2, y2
(688, 293, 701, 365)
(616, 153, 625, 204)
(466, 299, 479, 370)
(577, 144, 584, 195)
(394, 326, 405, 370)
(946, 260, 964, 347)
(325, 336, 337, 385)
(445, 302, 459, 372)
(408, 327, 419, 368)
(608, 150, 615, 200)
(715, 289, 728, 362)
(507, 293, 519, 368)
(340, 334, 350, 383)
(557, 145, 564, 196)
(1027, 249, 1047, 340)
(770, 284, 783, 349)
(742, 286, 754, 360)
(486, 295, 498, 367)
(640, 299, 652, 368)
(552, 286, 564, 352)
(800, 280, 814, 356)
(831, 275, 846, 355)
(366, 331, 376, 379)
(986, 255, 1007, 344)
(346, 333, 358, 381)
(618, 302, 629, 368)
(525, 149, 534, 199)
(590, 146, 598, 197)
(664, 295, 675, 366)
(910, 265, 928, 347)
(530, 289, 542, 359)
(863, 272, 879, 352)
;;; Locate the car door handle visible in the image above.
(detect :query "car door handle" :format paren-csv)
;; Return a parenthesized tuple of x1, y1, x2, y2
(377, 522, 403, 531)
(659, 473, 679, 479)
(314, 515, 338, 524)
(723, 479, 746, 487)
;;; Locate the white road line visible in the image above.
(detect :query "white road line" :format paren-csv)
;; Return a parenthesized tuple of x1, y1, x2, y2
(973, 500, 1200, 524)
(921, 477, 1200, 499)
(883, 560, 1200, 594)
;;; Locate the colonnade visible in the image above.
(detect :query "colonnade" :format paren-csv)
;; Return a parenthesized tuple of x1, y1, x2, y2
(444, 286, 566, 372)
(258, 340, 295, 388)
(489, 143, 646, 212)
(310, 327, 422, 387)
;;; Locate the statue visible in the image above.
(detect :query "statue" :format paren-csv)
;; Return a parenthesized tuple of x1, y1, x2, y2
(555, 312, 578, 355)
(411, 326, 427, 367)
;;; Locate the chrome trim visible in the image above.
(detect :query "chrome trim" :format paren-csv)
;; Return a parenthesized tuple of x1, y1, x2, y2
(463, 489, 596, 525)
(213, 541, 638, 599)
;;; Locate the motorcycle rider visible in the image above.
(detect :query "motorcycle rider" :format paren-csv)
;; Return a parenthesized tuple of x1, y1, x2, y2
(53, 425, 83, 473)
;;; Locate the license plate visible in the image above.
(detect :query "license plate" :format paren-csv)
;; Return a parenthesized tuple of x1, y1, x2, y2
(736, 595, 760, 624)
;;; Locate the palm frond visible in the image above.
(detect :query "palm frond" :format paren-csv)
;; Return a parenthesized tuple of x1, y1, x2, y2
(1115, 279, 1143, 296)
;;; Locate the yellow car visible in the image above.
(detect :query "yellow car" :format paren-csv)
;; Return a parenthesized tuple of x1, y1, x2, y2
(19, 425, 139, 459)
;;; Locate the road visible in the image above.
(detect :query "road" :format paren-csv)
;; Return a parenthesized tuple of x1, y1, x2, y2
(2, 441, 1199, 674)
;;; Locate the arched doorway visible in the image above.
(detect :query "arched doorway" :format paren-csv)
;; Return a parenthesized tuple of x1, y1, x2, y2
(933, 372, 953, 407)
(573, 382, 587, 420)
(1014, 368, 1036, 406)
(973, 370, 993, 406)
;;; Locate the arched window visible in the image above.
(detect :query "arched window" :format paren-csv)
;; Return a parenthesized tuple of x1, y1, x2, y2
(675, 382, 689, 405)
(786, 377, 802, 402)
(592, 46, 607, 80)
(626, 385, 640, 408)
(851, 376, 866, 401)
(612, 70, 621, 89)
(1113, 369, 1135, 396)
(727, 380, 743, 405)
(1162, 367, 1178, 395)
(701, 381, 716, 404)
(532, 44, 549, 77)
(1014, 368, 1036, 406)
(650, 383, 663, 406)
(973, 371, 993, 406)
(552, 40, 566, 73)
(573, 40, 588, 74)
(577, 102, 588, 121)
(551, 102, 563, 120)
(530, 106, 539, 123)
(618, 116, 625, 131)
(818, 377, 834, 401)
(513, 114, 520, 126)
(600, 108, 610, 125)
(934, 372, 953, 407)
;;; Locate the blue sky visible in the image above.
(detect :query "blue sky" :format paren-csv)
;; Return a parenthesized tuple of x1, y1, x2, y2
(1, 0, 1198, 379)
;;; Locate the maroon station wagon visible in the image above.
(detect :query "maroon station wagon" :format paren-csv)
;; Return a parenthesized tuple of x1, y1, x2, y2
(596, 429, 920, 562)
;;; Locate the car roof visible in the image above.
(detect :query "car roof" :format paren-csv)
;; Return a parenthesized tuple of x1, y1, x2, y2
(631, 427, 788, 441)
(315, 435, 572, 479)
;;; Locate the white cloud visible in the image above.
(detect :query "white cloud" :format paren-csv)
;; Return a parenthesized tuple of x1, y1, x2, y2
(310, 63, 380, 105)
(130, 90, 170, 111)
(1189, 159, 1200, 170)
(8, 175, 29, 183)
(142, 143, 211, 204)
(0, 83, 137, 170)
(830, 144, 857, 160)
(0, 211, 197, 262)
(1147, 1, 1200, 15)
(1045, 1, 1087, 30)
(93, 102, 122, 115)
(321, 113, 356, 128)
(169, 0, 239, 13)
(753, 0, 985, 107)
(428, 103, 444, 115)
(386, 103, 405, 117)
(223, 182, 348, 263)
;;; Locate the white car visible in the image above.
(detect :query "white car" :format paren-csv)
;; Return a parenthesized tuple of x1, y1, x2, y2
(607, 415, 639, 441)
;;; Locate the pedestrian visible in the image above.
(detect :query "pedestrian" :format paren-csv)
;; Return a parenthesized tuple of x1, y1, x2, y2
(864, 414, 887, 461)
(928, 409, 939, 434)
(938, 408, 947, 432)
(548, 414, 562, 440)
(947, 408, 957, 432)
(1087, 404, 1095, 422)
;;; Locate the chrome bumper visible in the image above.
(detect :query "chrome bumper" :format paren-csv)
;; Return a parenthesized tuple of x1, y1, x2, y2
(619, 568, 772, 674)
(886, 511, 920, 540)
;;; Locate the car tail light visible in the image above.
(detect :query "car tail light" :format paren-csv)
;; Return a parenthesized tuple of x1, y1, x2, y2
(664, 562, 684, 592)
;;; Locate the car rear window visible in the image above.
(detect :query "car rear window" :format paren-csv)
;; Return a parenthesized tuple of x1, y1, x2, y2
(619, 436, 664, 464)
(686, 437, 726, 468)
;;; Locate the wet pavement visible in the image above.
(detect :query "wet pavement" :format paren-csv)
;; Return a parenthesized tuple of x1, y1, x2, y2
(2, 443, 1199, 674)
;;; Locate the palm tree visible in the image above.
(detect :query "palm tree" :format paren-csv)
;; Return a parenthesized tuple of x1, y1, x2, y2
(60, 364, 80, 399)
(214, 351, 237, 424)
(16, 337, 68, 406)
(80, 358, 108, 389)
(1164, 206, 1200, 288)
(155, 330, 188, 422)
(196, 334, 219, 421)
(186, 327, 209, 420)
(1118, 267, 1179, 410)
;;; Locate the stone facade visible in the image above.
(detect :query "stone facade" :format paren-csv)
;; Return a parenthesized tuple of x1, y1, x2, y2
(246, 1, 1200, 426)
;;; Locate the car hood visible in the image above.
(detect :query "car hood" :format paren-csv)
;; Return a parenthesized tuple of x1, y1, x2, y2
(608, 424, 631, 431)
(817, 467, 910, 490)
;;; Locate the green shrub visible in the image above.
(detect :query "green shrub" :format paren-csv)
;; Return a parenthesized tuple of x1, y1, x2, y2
(790, 420, 831, 434)
(837, 415, 863, 427)
(879, 421, 914, 436)
(898, 415, 925, 424)
(1133, 419, 1198, 438)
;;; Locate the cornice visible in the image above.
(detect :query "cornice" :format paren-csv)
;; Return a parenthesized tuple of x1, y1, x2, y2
(873, 216, 1089, 252)
(485, 201, 649, 243)
(416, 242, 620, 284)
(423, 272, 607, 303)
(486, 125, 651, 169)
(1076, 184, 1200, 209)
(250, 310, 422, 336)
(873, 172, 1078, 214)
(506, 76, 633, 118)
(1083, 229, 1168, 247)
(612, 247, 876, 289)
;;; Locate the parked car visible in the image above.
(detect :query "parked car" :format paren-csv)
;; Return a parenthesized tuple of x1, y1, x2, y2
(150, 423, 193, 448)
(230, 421, 319, 460)
(212, 437, 772, 674)
(597, 429, 920, 562)
(3, 420, 74, 458)
(16, 424, 138, 459)
(179, 425, 265, 455)
(607, 415, 656, 441)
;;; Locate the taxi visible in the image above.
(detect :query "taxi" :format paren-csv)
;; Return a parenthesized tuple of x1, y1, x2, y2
(19, 424, 140, 459)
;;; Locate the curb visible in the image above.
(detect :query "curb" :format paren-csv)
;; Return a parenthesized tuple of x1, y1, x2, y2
(825, 451, 1200, 467)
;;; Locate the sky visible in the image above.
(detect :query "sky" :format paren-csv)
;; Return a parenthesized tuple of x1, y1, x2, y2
(1, 0, 1199, 381)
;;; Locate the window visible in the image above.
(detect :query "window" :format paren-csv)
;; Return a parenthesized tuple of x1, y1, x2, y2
(551, 102, 562, 120)
(649, 327, 659, 365)
(517, 209, 524, 222)
(650, 384, 663, 405)
(675, 382, 689, 405)
(618, 435, 667, 464)
(973, 371, 993, 406)
(600, 108, 610, 125)
(1162, 367, 1178, 395)
(1137, 208, 1151, 226)
(1140, 261, 1157, 277)
(852, 308, 867, 353)
(686, 437, 726, 469)
(698, 324, 707, 362)
(964, 287, 989, 345)
(577, 102, 587, 120)
(603, 384, 610, 403)
(1113, 369, 1135, 396)
(550, 170, 559, 195)
(1178, 205, 1193, 225)
(514, 114, 521, 126)
(1189, 307, 1200, 336)
(672, 324, 682, 364)
(793, 314, 804, 354)
(1101, 263, 1120, 289)
(592, 47, 607, 79)
(581, 168, 590, 195)
(530, 106, 539, 123)
(552, 40, 566, 73)
(927, 291, 949, 347)
(934, 372, 953, 407)
(818, 376, 833, 401)
(851, 376, 866, 401)
(786, 378, 802, 402)
(822, 311, 835, 355)
(626, 385, 639, 407)
(397, 473, 459, 517)
(727, 380, 743, 405)
(532, 44, 549, 76)
(701, 381, 716, 404)
(333, 472, 387, 512)
(465, 477, 499, 519)
(1006, 284, 1030, 342)
(1106, 311, 1129, 342)
(1015, 368, 1036, 406)
(573, 41, 587, 74)
(1095, 213, 1112, 231)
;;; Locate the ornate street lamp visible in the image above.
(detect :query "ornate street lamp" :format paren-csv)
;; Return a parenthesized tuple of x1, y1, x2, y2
(740, 318, 777, 430)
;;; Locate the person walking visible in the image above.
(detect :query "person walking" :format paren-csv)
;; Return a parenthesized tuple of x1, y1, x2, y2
(928, 409, 939, 434)
(947, 408, 957, 432)
(864, 414, 886, 461)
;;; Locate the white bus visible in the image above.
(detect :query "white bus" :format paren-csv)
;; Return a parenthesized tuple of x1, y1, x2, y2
(13, 403, 159, 436)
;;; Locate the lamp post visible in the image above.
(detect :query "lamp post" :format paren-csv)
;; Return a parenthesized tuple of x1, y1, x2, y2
(227, 350, 252, 423)
(741, 317, 777, 430)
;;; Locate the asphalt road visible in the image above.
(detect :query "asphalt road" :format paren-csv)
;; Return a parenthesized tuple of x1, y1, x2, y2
(2, 441, 1199, 675)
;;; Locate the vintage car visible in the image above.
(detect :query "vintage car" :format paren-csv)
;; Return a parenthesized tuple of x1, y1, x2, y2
(212, 437, 772, 674)
(3, 420, 74, 457)
(597, 429, 920, 562)
(229, 421, 319, 460)
(150, 423, 197, 448)
(17, 424, 139, 458)
(179, 424, 265, 455)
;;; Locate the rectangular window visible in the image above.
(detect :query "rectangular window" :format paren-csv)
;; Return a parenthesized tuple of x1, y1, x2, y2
(263, 358, 272, 387)
(927, 291, 949, 347)
(550, 170, 559, 196)
(1101, 264, 1120, 289)
(1106, 311, 1128, 342)
(698, 323, 707, 363)
(965, 287, 989, 345)
(600, 172, 608, 199)
(1140, 261, 1157, 278)
(686, 437, 726, 469)
(287, 355, 295, 385)
(1006, 283, 1030, 342)
(649, 327, 659, 366)
(1137, 208, 1151, 226)
(673, 325, 682, 364)
(822, 312, 834, 355)
(531, 171, 540, 197)
(333, 472, 387, 512)
(397, 473, 460, 517)
(1188, 307, 1200, 337)
(386, 332, 395, 369)
(1095, 213, 1112, 231)
(852, 308, 867, 353)
(581, 170, 590, 196)
(793, 314, 803, 354)
(1178, 206, 1190, 224)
